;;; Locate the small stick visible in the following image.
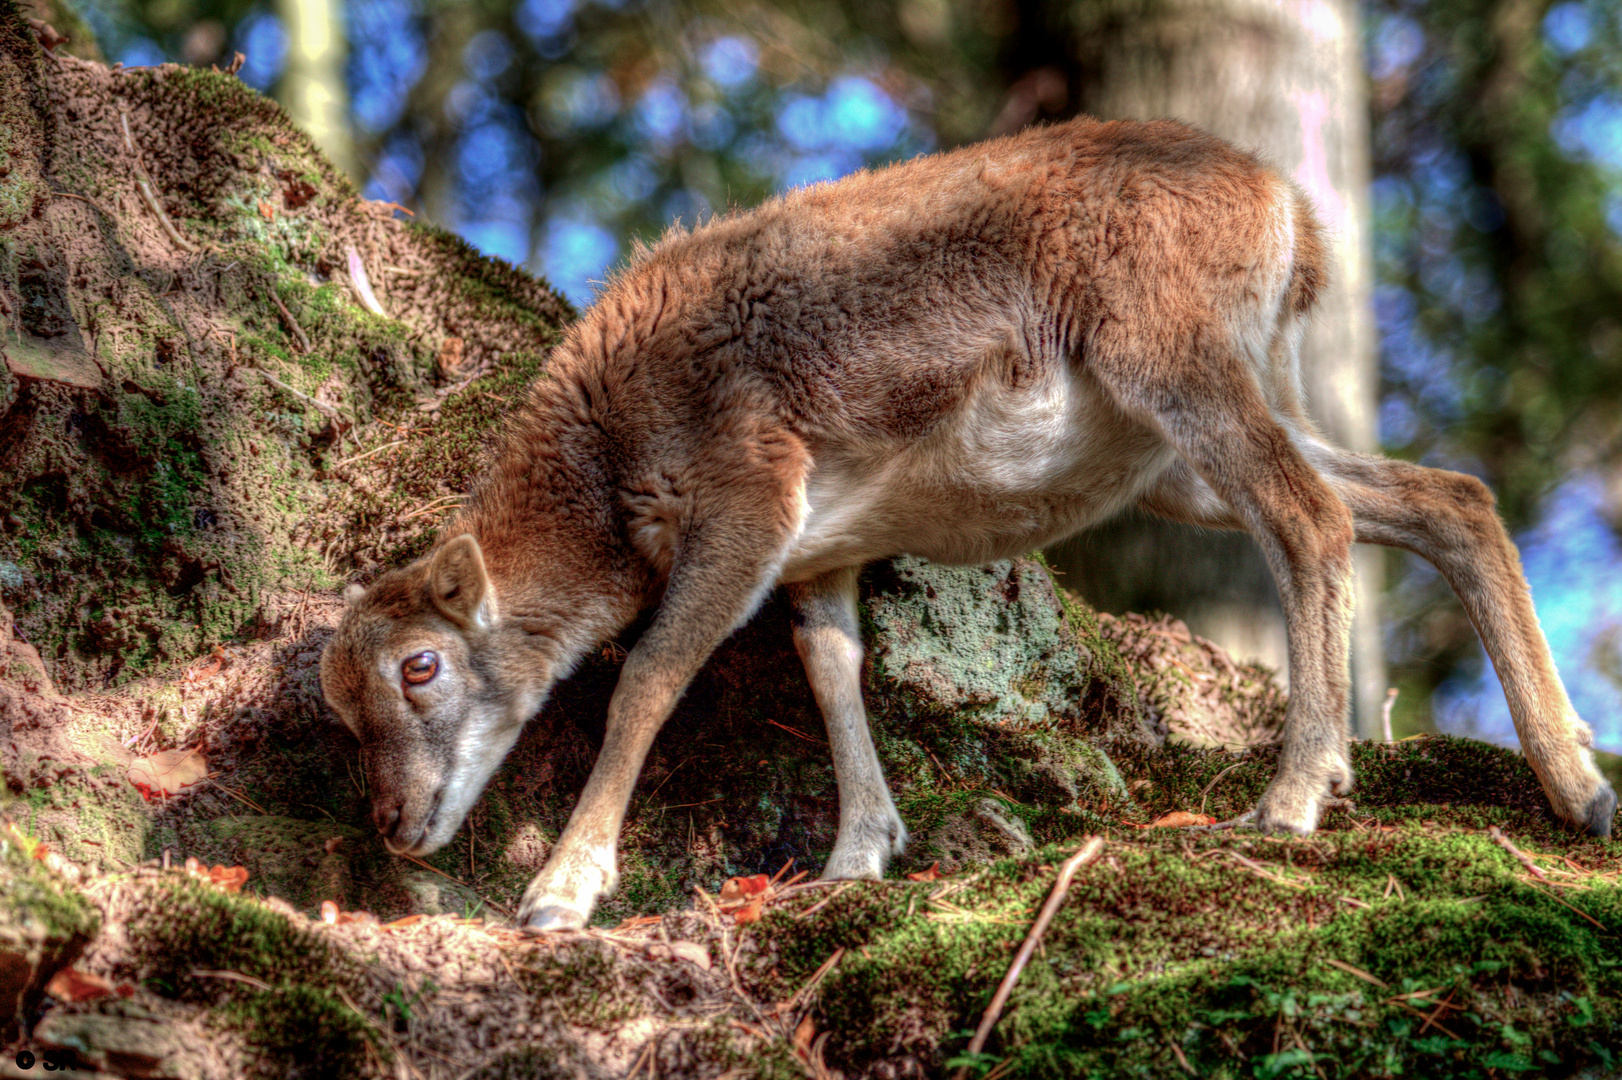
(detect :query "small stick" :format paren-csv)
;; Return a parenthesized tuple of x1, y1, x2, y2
(1198, 761, 1245, 816)
(1487, 825, 1546, 879)
(120, 108, 197, 253)
(954, 835, 1103, 1078)
(51, 189, 118, 222)
(1382, 687, 1398, 742)
(763, 717, 824, 744)
(400, 494, 464, 521)
(795, 880, 856, 920)
(334, 439, 405, 468)
(190, 968, 275, 992)
(789, 946, 845, 1010)
(268, 289, 312, 354)
(252, 368, 341, 419)
(393, 851, 512, 917)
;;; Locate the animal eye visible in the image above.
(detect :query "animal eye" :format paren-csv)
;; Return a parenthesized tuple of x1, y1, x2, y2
(401, 651, 439, 686)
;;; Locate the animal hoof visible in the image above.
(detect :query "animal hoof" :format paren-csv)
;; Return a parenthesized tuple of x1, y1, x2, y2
(1585, 783, 1617, 839)
(521, 904, 587, 934)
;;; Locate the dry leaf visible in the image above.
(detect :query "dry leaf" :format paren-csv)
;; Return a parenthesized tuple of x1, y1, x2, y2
(257, 200, 275, 221)
(667, 941, 712, 971)
(436, 336, 466, 376)
(211, 865, 249, 893)
(794, 1015, 816, 1056)
(906, 862, 946, 882)
(323, 836, 345, 854)
(733, 898, 764, 925)
(719, 874, 771, 903)
(46, 967, 117, 1003)
(128, 747, 208, 797)
(1150, 811, 1217, 828)
(181, 857, 248, 893)
(383, 914, 425, 930)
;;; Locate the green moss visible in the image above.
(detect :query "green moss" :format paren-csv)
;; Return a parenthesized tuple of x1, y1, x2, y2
(0, 827, 99, 942)
(128, 878, 361, 993)
(516, 940, 642, 1027)
(215, 984, 378, 1078)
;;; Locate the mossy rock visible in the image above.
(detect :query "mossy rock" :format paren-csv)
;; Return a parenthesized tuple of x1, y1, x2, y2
(0, 8, 570, 691)
(0, 831, 98, 1043)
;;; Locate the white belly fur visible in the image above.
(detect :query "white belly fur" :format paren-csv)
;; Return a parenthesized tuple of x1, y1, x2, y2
(781, 363, 1175, 581)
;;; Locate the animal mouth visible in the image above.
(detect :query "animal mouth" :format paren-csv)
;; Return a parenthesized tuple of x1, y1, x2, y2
(383, 789, 444, 855)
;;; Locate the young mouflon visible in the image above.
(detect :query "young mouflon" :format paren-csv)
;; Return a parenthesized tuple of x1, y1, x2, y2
(320, 115, 1615, 932)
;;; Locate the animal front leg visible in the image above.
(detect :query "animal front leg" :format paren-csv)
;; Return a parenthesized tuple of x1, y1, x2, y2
(519, 484, 807, 931)
(788, 567, 908, 879)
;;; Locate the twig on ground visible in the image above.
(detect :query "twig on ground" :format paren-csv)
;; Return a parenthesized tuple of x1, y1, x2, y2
(795, 881, 855, 920)
(189, 968, 275, 992)
(400, 494, 464, 521)
(252, 367, 341, 419)
(393, 851, 512, 918)
(1198, 761, 1245, 816)
(763, 718, 824, 744)
(954, 835, 1104, 1079)
(207, 782, 267, 816)
(1323, 957, 1388, 989)
(334, 440, 405, 468)
(789, 947, 845, 1011)
(120, 108, 197, 253)
(1487, 825, 1547, 879)
(51, 189, 119, 222)
(267, 288, 311, 354)
(1382, 687, 1399, 742)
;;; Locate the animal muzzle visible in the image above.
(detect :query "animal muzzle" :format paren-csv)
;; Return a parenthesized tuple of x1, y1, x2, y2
(374, 786, 444, 854)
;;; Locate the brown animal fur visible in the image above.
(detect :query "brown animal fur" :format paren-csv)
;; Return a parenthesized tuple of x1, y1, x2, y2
(321, 116, 1615, 932)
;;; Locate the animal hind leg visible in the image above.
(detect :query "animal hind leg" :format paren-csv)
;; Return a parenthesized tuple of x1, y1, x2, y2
(1304, 442, 1616, 836)
(788, 566, 908, 880)
(1101, 341, 1356, 836)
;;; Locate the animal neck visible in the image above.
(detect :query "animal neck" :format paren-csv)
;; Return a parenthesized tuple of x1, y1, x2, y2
(440, 373, 645, 682)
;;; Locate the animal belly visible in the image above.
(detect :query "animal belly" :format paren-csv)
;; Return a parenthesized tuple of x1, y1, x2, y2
(782, 379, 1175, 579)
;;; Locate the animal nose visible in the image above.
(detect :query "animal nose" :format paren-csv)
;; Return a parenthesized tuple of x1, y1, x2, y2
(373, 798, 403, 838)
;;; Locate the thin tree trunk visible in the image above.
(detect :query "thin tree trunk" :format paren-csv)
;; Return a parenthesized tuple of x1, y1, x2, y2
(278, 0, 357, 181)
(1049, 0, 1386, 737)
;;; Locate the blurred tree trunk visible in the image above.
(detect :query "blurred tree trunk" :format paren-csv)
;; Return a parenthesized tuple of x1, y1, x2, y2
(277, 0, 357, 181)
(1045, 0, 1386, 738)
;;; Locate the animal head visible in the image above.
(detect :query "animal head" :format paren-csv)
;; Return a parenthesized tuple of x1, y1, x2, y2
(320, 534, 546, 856)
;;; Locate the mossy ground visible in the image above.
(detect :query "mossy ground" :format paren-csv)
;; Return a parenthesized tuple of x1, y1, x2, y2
(4, 13, 1620, 1079)
(755, 738, 1622, 1079)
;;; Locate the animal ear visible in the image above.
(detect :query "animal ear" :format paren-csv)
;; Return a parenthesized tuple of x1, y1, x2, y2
(428, 533, 498, 630)
(342, 583, 367, 606)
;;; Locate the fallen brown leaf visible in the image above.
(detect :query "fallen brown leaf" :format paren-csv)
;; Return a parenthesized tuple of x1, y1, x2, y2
(733, 898, 764, 925)
(907, 861, 946, 882)
(319, 900, 377, 926)
(1149, 811, 1216, 828)
(128, 747, 208, 798)
(719, 873, 771, 903)
(46, 967, 117, 1003)
(794, 1015, 816, 1056)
